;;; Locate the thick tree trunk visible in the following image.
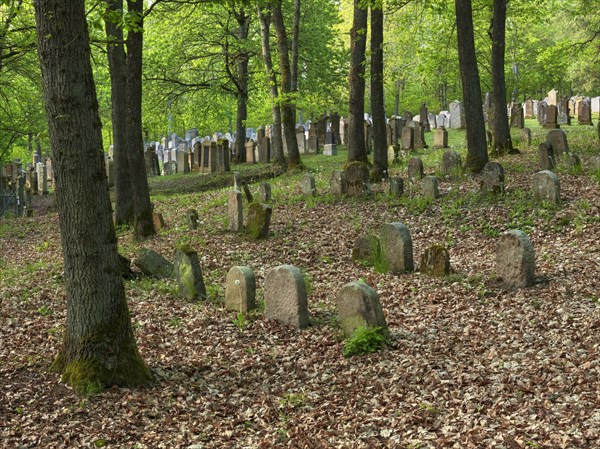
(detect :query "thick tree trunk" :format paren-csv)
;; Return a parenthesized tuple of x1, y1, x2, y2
(272, 0, 302, 169)
(490, 0, 513, 155)
(34, 0, 151, 394)
(347, 0, 368, 163)
(370, 1, 387, 180)
(234, 8, 250, 164)
(456, 0, 488, 173)
(105, 0, 134, 226)
(126, 0, 155, 239)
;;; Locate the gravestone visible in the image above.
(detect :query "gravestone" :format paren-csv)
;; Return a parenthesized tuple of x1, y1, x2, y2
(577, 99, 593, 125)
(307, 123, 319, 153)
(546, 129, 569, 156)
(330, 170, 347, 196)
(152, 212, 165, 231)
(200, 140, 218, 173)
(496, 230, 535, 288)
(330, 112, 341, 144)
(163, 161, 176, 175)
(174, 248, 206, 301)
(520, 128, 531, 146)
(317, 115, 328, 149)
(258, 183, 272, 203)
(228, 190, 243, 231)
(547, 89, 558, 106)
(323, 129, 337, 155)
(36, 162, 48, 194)
(352, 234, 381, 266)
(401, 126, 414, 150)
(176, 149, 189, 173)
(301, 173, 316, 198)
(532, 170, 560, 205)
(449, 100, 463, 129)
(246, 203, 272, 239)
(590, 155, 600, 171)
(386, 122, 394, 147)
(480, 162, 505, 195)
(538, 142, 555, 170)
(566, 153, 581, 169)
(145, 146, 159, 176)
(592, 96, 600, 114)
(389, 177, 404, 196)
(402, 110, 413, 124)
(387, 145, 399, 164)
(524, 99, 534, 118)
(420, 245, 450, 277)
(413, 123, 428, 149)
(344, 162, 371, 197)
(186, 209, 199, 230)
(134, 249, 173, 279)
(419, 103, 430, 132)
(379, 222, 414, 274)
(296, 126, 306, 154)
(433, 126, 448, 148)
(335, 281, 388, 338)
(407, 157, 424, 183)
(428, 112, 437, 130)
(537, 101, 548, 126)
(558, 96, 570, 125)
(264, 265, 309, 329)
(232, 171, 241, 190)
(225, 266, 256, 313)
(245, 140, 256, 164)
(421, 176, 440, 199)
(510, 103, 524, 128)
(441, 150, 462, 177)
(544, 105, 558, 129)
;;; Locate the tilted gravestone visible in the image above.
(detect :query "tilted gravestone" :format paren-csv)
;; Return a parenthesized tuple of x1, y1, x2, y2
(225, 266, 256, 313)
(134, 249, 173, 279)
(379, 222, 414, 274)
(480, 162, 505, 195)
(407, 157, 424, 183)
(186, 209, 199, 230)
(264, 265, 309, 329)
(532, 170, 560, 205)
(420, 244, 450, 277)
(496, 230, 535, 288)
(301, 173, 316, 198)
(330, 170, 347, 196)
(335, 281, 388, 338)
(389, 177, 404, 196)
(546, 129, 569, 156)
(228, 190, 243, 231)
(174, 248, 206, 301)
(421, 176, 440, 199)
(538, 142, 555, 170)
(441, 150, 462, 177)
(246, 202, 272, 239)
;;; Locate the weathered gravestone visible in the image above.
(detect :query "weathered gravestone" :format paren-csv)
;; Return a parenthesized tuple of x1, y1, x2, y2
(387, 145, 400, 164)
(449, 100, 463, 129)
(330, 112, 341, 144)
(510, 103, 524, 128)
(174, 248, 206, 301)
(544, 105, 558, 129)
(379, 222, 414, 274)
(301, 173, 316, 198)
(335, 281, 388, 338)
(433, 126, 448, 149)
(480, 162, 505, 195)
(557, 97, 570, 125)
(538, 142, 555, 170)
(225, 266, 256, 313)
(520, 128, 532, 146)
(532, 170, 560, 205)
(246, 202, 272, 239)
(441, 150, 462, 177)
(134, 249, 173, 279)
(537, 101, 548, 127)
(389, 177, 404, 196)
(420, 103, 430, 132)
(565, 153, 581, 169)
(330, 170, 347, 196)
(496, 230, 535, 288)
(577, 99, 593, 125)
(245, 140, 256, 164)
(323, 130, 337, 156)
(402, 126, 414, 150)
(258, 183, 272, 203)
(36, 162, 48, 194)
(296, 126, 306, 154)
(344, 162, 371, 197)
(264, 265, 310, 329)
(176, 149, 189, 174)
(186, 209, 199, 230)
(414, 123, 428, 149)
(524, 99, 534, 118)
(352, 234, 381, 267)
(152, 212, 166, 231)
(546, 129, 569, 156)
(407, 157, 424, 183)
(420, 244, 450, 277)
(228, 190, 243, 231)
(421, 176, 440, 199)
(163, 161, 176, 175)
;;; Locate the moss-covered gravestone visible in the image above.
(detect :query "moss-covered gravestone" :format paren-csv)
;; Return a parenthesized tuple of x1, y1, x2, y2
(421, 176, 440, 199)
(174, 248, 206, 300)
(532, 170, 560, 205)
(133, 249, 173, 279)
(546, 129, 569, 156)
(246, 202, 272, 239)
(441, 150, 462, 176)
(352, 234, 381, 267)
(520, 128, 531, 146)
(186, 209, 199, 230)
(258, 183, 272, 203)
(301, 173, 316, 198)
(389, 177, 404, 196)
(225, 266, 256, 313)
(407, 157, 424, 183)
(420, 245, 450, 277)
(335, 281, 388, 338)
(480, 162, 505, 195)
(379, 222, 414, 274)
(264, 265, 309, 329)
(344, 162, 371, 197)
(496, 230, 535, 288)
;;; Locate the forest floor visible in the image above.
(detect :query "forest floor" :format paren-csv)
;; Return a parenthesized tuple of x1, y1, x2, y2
(1, 121, 599, 449)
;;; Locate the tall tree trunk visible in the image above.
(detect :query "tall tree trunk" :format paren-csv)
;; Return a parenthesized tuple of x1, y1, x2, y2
(126, 0, 155, 239)
(34, 0, 151, 393)
(370, 0, 387, 180)
(234, 8, 250, 164)
(291, 0, 301, 123)
(257, 4, 285, 167)
(347, 0, 368, 163)
(272, 0, 302, 169)
(456, 0, 488, 173)
(105, 0, 134, 226)
(490, 0, 513, 155)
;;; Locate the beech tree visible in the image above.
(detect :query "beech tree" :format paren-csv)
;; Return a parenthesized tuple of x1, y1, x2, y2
(34, 0, 151, 393)
(370, 0, 387, 180)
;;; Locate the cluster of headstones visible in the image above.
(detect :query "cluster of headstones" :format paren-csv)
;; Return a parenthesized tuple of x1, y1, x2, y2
(227, 174, 273, 240)
(0, 158, 54, 217)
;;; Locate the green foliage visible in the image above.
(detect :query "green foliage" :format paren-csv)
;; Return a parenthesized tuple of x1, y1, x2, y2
(342, 326, 388, 357)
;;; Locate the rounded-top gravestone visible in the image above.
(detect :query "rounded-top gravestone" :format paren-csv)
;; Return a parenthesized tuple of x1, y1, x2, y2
(264, 265, 310, 329)
(496, 230, 535, 288)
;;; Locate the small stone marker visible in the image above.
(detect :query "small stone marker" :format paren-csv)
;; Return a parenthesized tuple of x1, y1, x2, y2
(258, 183, 272, 203)
(565, 153, 581, 169)
(520, 128, 531, 146)
(402, 126, 414, 150)
(420, 245, 450, 277)
(330, 170, 347, 196)
(387, 145, 399, 164)
(441, 150, 462, 177)
(421, 175, 440, 199)
(133, 249, 173, 279)
(186, 209, 199, 230)
(433, 126, 449, 148)
(532, 170, 560, 205)
(407, 157, 424, 183)
(496, 230, 535, 288)
(352, 234, 381, 266)
(546, 129, 569, 156)
(480, 162, 505, 195)
(225, 266, 256, 313)
(344, 162, 371, 197)
(538, 142, 555, 170)
(264, 265, 309, 329)
(301, 173, 316, 198)
(379, 222, 414, 274)
(228, 190, 243, 231)
(152, 212, 166, 231)
(174, 248, 206, 300)
(335, 281, 388, 338)
(389, 177, 404, 196)
(246, 202, 272, 239)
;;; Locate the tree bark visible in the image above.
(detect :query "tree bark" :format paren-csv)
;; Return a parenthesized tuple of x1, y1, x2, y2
(347, 0, 368, 163)
(291, 0, 300, 97)
(257, 4, 285, 167)
(233, 8, 250, 164)
(456, 0, 488, 173)
(490, 0, 513, 155)
(126, 0, 155, 239)
(272, 0, 302, 169)
(105, 0, 134, 226)
(370, 0, 387, 180)
(34, 0, 151, 394)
